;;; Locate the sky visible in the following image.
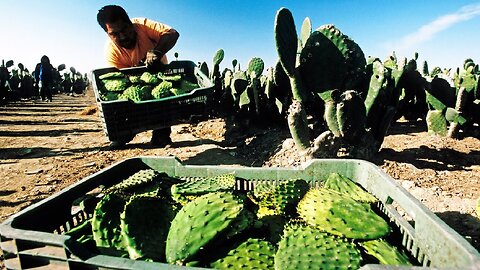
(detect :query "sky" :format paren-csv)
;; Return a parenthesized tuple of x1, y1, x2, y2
(1, 1, 480, 76)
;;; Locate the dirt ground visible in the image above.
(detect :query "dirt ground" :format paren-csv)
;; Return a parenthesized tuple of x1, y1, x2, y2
(0, 86, 479, 260)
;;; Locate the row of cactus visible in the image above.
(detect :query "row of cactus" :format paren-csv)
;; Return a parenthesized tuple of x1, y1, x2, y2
(1, 59, 87, 102)
(66, 168, 416, 269)
(197, 49, 294, 130)
(97, 70, 199, 102)
(269, 7, 480, 160)
(424, 58, 480, 138)
(195, 8, 478, 157)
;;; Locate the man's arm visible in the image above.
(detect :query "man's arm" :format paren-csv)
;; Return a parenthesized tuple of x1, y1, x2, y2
(146, 28, 179, 68)
(152, 28, 179, 56)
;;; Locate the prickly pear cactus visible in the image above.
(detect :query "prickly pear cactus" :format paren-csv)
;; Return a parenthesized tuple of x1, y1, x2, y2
(324, 172, 378, 203)
(336, 90, 367, 143)
(297, 188, 390, 240)
(99, 72, 124, 80)
(210, 238, 276, 269)
(120, 85, 152, 102)
(104, 169, 160, 195)
(170, 174, 236, 204)
(101, 77, 129, 92)
(300, 24, 366, 94)
(274, 7, 306, 103)
(275, 223, 361, 270)
(251, 179, 309, 216)
(139, 71, 159, 85)
(120, 194, 178, 261)
(426, 109, 448, 136)
(165, 192, 250, 265)
(151, 81, 173, 99)
(91, 193, 129, 256)
(359, 239, 412, 266)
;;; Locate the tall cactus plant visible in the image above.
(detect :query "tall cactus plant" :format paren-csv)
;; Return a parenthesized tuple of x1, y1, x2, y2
(274, 7, 402, 160)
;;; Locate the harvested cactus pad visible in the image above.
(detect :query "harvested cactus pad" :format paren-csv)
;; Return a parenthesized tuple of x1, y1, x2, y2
(210, 238, 276, 269)
(101, 77, 129, 92)
(99, 72, 125, 80)
(91, 193, 129, 255)
(297, 188, 390, 240)
(359, 239, 412, 266)
(324, 172, 378, 203)
(120, 195, 178, 261)
(165, 192, 249, 265)
(275, 223, 361, 270)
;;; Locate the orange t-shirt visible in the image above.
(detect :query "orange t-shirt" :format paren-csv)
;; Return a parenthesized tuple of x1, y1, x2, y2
(104, 18, 171, 69)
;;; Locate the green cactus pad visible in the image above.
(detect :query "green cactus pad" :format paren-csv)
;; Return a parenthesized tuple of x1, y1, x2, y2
(139, 71, 159, 85)
(151, 81, 173, 99)
(318, 24, 366, 90)
(210, 238, 276, 270)
(104, 169, 160, 195)
(445, 107, 467, 125)
(91, 193, 128, 256)
(247, 57, 265, 79)
(120, 195, 178, 261)
(426, 109, 448, 136)
(273, 179, 309, 216)
(297, 188, 390, 240)
(101, 77, 129, 92)
(324, 172, 378, 203)
(158, 74, 182, 82)
(275, 223, 361, 270)
(364, 60, 387, 117)
(300, 24, 366, 93)
(128, 75, 141, 84)
(300, 17, 312, 48)
(274, 7, 298, 77)
(165, 192, 249, 265)
(100, 91, 121, 101)
(359, 239, 412, 266)
(252, 179, 309, 216)
(170, 174, 236, 204)
(299, 29, 345, 93)
(336, 90, 366, 143)
(120, 85, 152, 102)
(213, 49, 225, 66)
(99, 72, 124, 80)
(427, 77, 456, 110)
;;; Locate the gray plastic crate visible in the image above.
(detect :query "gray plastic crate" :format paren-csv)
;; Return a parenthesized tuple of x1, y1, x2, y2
(0, 157, 479, 269)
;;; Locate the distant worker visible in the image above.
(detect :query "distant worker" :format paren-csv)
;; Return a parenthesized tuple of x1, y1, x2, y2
(97, 5, 180, 147)
(34, 55, 54, 102)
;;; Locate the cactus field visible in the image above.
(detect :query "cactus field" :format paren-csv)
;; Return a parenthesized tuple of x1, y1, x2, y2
(0, 87, 479, 264)
(1, 6, 480, 267)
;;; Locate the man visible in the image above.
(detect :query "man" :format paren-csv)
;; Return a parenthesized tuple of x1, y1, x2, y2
(34, 55, 54, 102)
(97, 5, 180, 147)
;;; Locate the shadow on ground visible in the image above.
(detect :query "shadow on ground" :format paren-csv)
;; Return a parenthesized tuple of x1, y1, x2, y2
(377, 146, 480, 171)
(435, 211, 480, 252)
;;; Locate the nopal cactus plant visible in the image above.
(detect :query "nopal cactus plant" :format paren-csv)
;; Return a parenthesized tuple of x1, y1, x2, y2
(274, 7, 401, 160)
(425, 58, 480, 138)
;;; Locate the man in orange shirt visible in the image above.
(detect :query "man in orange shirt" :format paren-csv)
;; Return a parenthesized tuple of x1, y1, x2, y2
(97, 5, 179, 147)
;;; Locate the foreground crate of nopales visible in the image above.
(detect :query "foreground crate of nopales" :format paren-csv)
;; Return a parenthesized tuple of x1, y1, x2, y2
(0, 157, 479, 270)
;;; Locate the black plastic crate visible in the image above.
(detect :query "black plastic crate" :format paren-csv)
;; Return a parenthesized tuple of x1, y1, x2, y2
(91, 61, 214, 144)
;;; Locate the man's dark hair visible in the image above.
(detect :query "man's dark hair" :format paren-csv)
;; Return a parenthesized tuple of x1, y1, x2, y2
(97, 5, 132, 32)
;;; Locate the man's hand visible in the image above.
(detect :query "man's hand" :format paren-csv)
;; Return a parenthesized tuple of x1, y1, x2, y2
(145, 50, 164, 70)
